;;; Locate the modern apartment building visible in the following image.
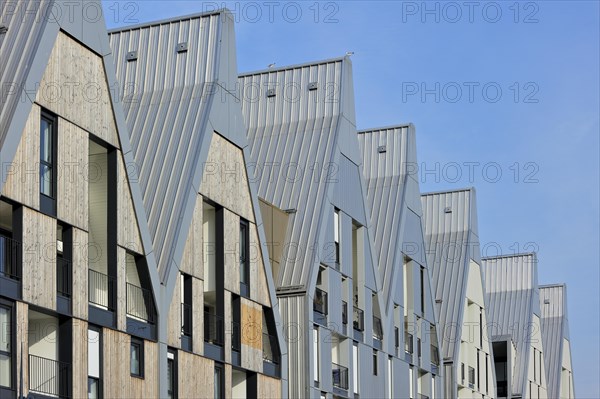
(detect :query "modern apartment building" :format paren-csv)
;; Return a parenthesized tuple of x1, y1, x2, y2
(108, 10, 286, 398)
(482, 253, 549, 399)
(421, 188, 497, 399)
(1, 1, 160, 397)
(539, 284, 575, 399)
(358, 125, 443, 399)
(239, 57, 390, 398)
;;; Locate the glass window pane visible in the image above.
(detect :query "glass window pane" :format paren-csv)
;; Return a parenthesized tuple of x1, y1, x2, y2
(40, 118, 53, 164)
(40, 164, 53, 197)
(214, 367, 222, 399)
(130, 344, 140, 375)
(0, 307, 10, 352)
(0, 353, 11, 388)
(88, 377, 98, 399)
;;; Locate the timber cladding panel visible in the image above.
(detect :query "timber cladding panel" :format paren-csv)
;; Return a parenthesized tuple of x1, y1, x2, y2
(72, 319, 88, 399)
(57, 117, 89, 231)
(2, 103, 40, 209)
(178, 350, 215, 399)
(22, 207, 57, 310)
(102, 329, 158, 398)
(258, 373, 282, 398)
(179, 194, 203, 279)
(34, 32, 119, 149)
(199, 133, 254, 223)
(241, 299, 263, 372)
(223, 208, 240, 295)
(71, 227, 89, 319)
(16, 302, 29, 397)
(117, 151, 143, 253)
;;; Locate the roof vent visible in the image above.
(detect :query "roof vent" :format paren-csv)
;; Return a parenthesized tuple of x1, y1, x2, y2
(0, 26, 8, 34)
(444, 207, 452, 213)
(544, 299, 550, 304)
(377, 145, 386, 153)
(308, 82, 318, 91)
(126, 51, 138, 61)
(266, 88, 276, 98)
(176, 42, 188, 53)
(435, 299, 443, 304)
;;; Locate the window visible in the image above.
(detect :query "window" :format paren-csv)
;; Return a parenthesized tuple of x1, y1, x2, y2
(214, 363, 224, 399)
(468, 366, 475, 387)
(57, 224, 72, 298)
(372, 349, 378, 375)
(477, 349, 480, 390)
(485, 354, 489, 394)
(461, 362, 465, 383)
(130, 338, 144, 377)
(533, 348, 537, 383)
(409, 366, 414, 399)
(420, 267, 425, 316)
(479, 307, 483, 348)
(0, 304, 13, 389)
(167, 350, 177, 399)
(353, 343, 359, 394)
(180, 273, 192, 348)
(313, 326, 319, 383)
(88, 327, 101, 398)
(40, 111, 57, 205)
(239, 219, 250, 296)
(387, 356, 393, 398)
(334, 208, 340, 265)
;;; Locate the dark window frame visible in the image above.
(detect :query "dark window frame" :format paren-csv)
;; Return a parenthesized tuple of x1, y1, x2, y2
(167, 349, 177, 399)
(239, 219, 250, 297)
(39, 109, 58, 216)
(372, 349, 378, 376)
(87, 324, 103, 399)
(0, 299, 15, 392)
(214, 363, 224, 399)
(130, 338, 144, 378)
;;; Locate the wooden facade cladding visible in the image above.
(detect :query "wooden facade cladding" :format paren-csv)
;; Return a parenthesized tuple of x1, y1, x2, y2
(179, 193, 204, 278)
(72, 227, 89, 319)
(22, 207, 57, 310)
(34, 32, 120, 149)
(177, 350, 215, 399)
(241, 298, 263, 372)
(72, 319, 89, 399)
(103, 328, 159, 398)
(117, 153, 143, 253)
(2, 103, 40, 209)
(258, 373, 283, 398)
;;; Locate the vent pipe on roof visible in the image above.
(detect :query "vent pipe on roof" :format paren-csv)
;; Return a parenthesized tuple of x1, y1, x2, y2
(0, 26, 7, 34)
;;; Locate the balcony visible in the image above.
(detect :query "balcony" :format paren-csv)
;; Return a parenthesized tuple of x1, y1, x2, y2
(418, 394, 430, 399)
(232, 321, 241, 352)
(0, 235, 21, 299)
(204, 312, 224, 347)
(29, 354, 71, 398)
(342, 301, 348, 324)
(332, 362, 349, 390)
(180, 302, 192, 351)
(88, 269, 115, 310)
(263, 332, 280, 377)
(431, 344, 440, 369)
(405, 331, 414, 363)
(126, 283, 156, 324)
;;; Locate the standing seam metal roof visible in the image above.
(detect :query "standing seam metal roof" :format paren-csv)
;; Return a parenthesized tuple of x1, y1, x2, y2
(482, 253, 541, 397)
(539, 284, 573, 399)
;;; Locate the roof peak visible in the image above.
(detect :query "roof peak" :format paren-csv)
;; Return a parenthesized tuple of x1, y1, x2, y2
(107, 8, 228, 34)
(357, 123, 414, 134)
(482, 252, 537, 260)
(239, 56, 349, 77)
(421, 187, 475, 196)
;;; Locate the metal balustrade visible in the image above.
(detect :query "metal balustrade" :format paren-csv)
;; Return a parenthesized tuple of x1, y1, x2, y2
(29, 354, 71, 398)
(181, 303, 192, 337)
(313, 287, 328, 315)
(56, 258, 71, 297)
(373, 316, 384, 340)
(204, 312, 224, 347)
(332, 363, 349, 390)
(405, 332, 414, 354)
(262, 333, 280, 364)
(126, 283, 156, 324)
(88, 269, 115, 310)
(353, 307, 364, 331)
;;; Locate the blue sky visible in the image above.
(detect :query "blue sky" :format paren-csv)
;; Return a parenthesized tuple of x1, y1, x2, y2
(103, 1, 599, 396)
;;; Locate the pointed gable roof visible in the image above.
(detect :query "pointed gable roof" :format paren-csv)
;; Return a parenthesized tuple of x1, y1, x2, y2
(108, 10, 248, 281)
(0, 0, 157, 281)
(421, 188, 482, 361)
(539, 283, 574, 399)
(482, 253, 541, 397)
(239, 57, 357, 290)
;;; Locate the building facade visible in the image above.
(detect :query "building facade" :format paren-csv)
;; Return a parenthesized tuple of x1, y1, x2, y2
(421, 188, 497, 399)
(358, 125, 443, 399)
(1, 1, 160, 398)
(108, 10, 286, 399)
(539, 284, 575, 399)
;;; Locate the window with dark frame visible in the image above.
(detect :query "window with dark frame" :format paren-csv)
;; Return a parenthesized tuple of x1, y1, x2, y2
(420, 266, 425, 315)
(130, 338, 144, 378)
(0, 302, 14, 390)
(334, 208, 340, 265)
(40, 110, 57, 215)
(214, 363, 224, 399)
(372, 349, 378, 375)
(239, 219, 250, 297)
(88, 326, 102, 399)
(167, 349, 177, 399)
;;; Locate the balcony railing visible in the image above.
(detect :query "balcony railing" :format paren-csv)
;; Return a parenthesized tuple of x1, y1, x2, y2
(373, 316, 383, 340)
(431, 344, 440, 366)
(0, 235, 21, 280)
(56, 258, 71, 298)
(88, 269, 115, 310)
(29, 354, 71, 398)
(232, 321, 241, 352)
(332, 363, 349, 390)
(353, 307, 364, 331)
(181, 303, 192, 337)
(342, 301, 348, 325)
(126, 283, 156, 324)
(262, 333, 280, 364)
(204, 312, 224, 347)
(405, 332, 414, 354)
(418, 394, 430, 399)
(313, 287, 328, 315)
